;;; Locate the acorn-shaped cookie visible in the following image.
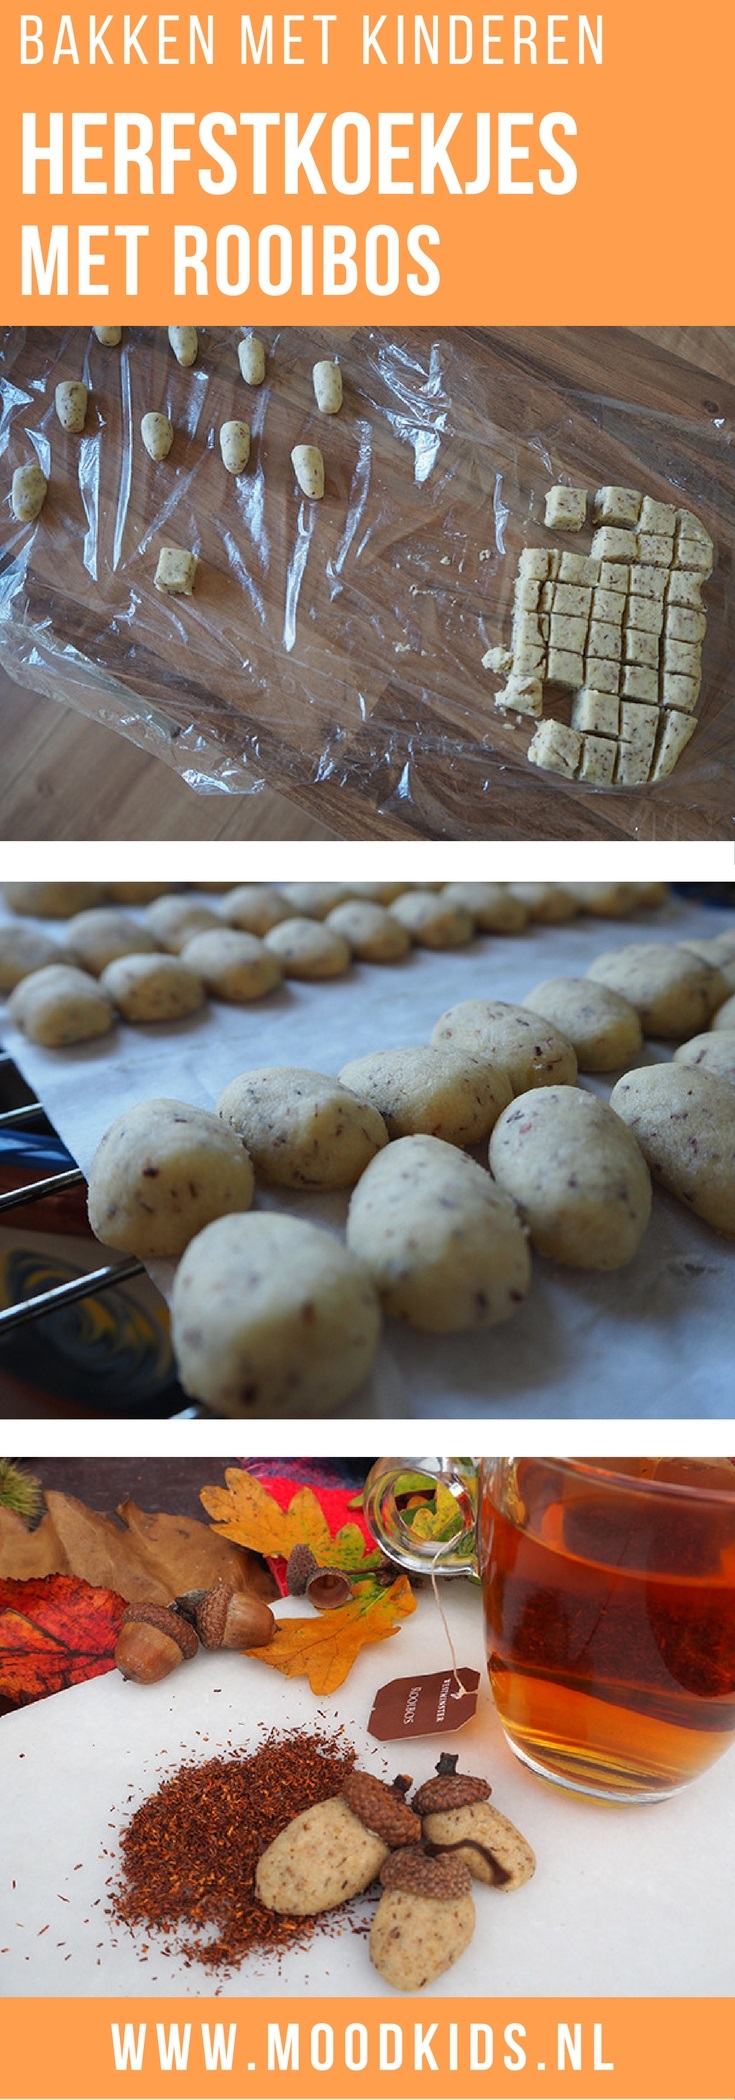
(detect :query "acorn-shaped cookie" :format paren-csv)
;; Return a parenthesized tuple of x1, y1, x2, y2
(414, 1753, 535, 1890)
(371, 1848, 475, 1990)
(256, 1771, 420, 1916)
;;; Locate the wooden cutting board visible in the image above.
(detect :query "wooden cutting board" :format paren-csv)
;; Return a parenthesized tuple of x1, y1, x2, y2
(1, 324, 733, 840)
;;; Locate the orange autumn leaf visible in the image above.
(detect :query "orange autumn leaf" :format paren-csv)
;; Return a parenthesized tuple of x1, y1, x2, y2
(201, 1469, 372, 1572)
(0, 1574, 125, 1704)
(245, 1575, 416, 1694)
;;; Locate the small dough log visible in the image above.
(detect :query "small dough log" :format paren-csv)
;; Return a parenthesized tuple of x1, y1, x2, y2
(141, 412, 174, 461)
(220, 419, 251, 474)
(291, 444, 324, 498)
(313, 359, 343, 413)
(238, 336, 266, 384)
(11, 464, 48, 522)
(55, 381, 88, 433)
(168, 325, 198, 366)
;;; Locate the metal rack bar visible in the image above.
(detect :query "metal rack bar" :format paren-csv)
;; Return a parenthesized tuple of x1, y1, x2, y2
(0, 1103, 50, 1129)
(0, 1167, 85, 1213)
(0, 1256, 145, 1334)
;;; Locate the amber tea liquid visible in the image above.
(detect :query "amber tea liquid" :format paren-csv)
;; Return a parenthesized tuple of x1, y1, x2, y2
(481, 1458, 735, 1798)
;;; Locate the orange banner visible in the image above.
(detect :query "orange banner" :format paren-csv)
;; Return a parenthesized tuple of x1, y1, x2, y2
(1, 1997, 734, 2099)
(0, 0, 732, 321)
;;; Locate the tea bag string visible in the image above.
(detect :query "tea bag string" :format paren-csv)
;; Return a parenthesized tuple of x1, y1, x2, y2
(428, 1529, 468, 1702)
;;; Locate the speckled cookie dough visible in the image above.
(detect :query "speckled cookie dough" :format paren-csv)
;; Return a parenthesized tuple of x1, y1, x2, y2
(431, 999, 577, 1094)
(672, 1033, 735, 1090)
(347, 1134, 530, 1331)
(508, 884, 578, 924)
(8, 964, 115, 1047)
(488, 1085, 652, 1268)
(0, 924, 67, 994)
(338, 1044, 512, 1147)
(325, 901, 412, 963)
(587, 942, 726, 1038)
(216, 1066, 388, 1188)
(87, 1097, 255, 1258)
(3, 883, 108, 918)
(521, 978, 643, 1072)
(610, 1065, 735, 1236)
(389, 891, 474, 949)
(146, 896, 221, 953)
(220, 885, 291, 935)
(441, 883, 529, 933)
(66, 908, 158, 976)
(180, 929, 283, 1003)
(100, 952, 207, 1025)
(263, 917, 351, 979)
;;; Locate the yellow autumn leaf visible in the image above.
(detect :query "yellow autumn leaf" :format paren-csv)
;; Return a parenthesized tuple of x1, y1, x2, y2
(245, 1576, 416, 1694)
(200, 1470, 373, 1571)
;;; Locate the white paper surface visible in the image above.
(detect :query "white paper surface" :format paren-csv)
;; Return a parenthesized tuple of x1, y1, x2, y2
(2, 1585, 733, 1999)
(1, 892, 733, 1418)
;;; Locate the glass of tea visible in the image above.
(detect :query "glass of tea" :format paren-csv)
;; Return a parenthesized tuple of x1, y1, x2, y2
(363, 1455, 735, 1801)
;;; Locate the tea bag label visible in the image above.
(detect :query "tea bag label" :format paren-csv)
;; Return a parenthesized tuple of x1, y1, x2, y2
(368, 1667, 480, 1742)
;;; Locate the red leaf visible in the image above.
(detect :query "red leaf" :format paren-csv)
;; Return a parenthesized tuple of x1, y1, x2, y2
(0, 1574, 125, 1704)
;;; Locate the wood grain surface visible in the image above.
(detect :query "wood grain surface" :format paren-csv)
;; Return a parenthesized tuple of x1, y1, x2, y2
(1, 325, 733, 841)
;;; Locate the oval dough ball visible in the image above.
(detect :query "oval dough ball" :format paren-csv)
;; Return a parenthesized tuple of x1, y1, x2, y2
(66, 907, 158, 975)
(389, 891, 474, 948)
(0, 924, 67, 994)
(171, 1212, 381, 1415)
(8, 964, 115, 1047)
(100, 952, 206, 1024)
(566, 883, 640, 917)
(180, 928, 282, 1002)
(508, 883, 578, 923)
(279, 883, 355, 919)
(488, 1086, 651, 1270)
(347, 1135, 530, 1331)
(3, 882, 107, 918)
(217, 1066, 388, 1189)
(610, 1065, 735, 1236)
(679, 937, 735, 995)
(146, 895, 221, 953)
(87, 1097, 255, 1257)
(338, 1045, 512, 1147)
(587, 942, 726, 1038)
(441, 882, 528, 934)
(431, 999, 577, 1094)
(346, 882, 411, 904)
(220, 885, 290, 935)
(325, 901, 411, 963)
(107, 882, 172, 904)
(674, 1034, 735, 1090)
(263, 917, 351, 980)
(711, 993, 735, 1034)
(521, 977, 642, 1072)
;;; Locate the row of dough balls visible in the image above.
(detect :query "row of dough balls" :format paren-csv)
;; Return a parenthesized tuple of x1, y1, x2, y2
(84, 934, 735, 1413)
(9, 329, 342, 527)
(1, 877, 669, 923)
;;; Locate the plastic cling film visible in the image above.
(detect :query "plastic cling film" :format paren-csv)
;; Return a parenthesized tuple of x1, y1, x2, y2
(0, 324, 733, 838)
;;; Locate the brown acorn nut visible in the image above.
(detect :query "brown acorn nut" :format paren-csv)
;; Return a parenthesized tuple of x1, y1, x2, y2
(256, 1773, 420, 1918)
(416, 1754, 536, 1890)
(194, 1578, 275, 1651)
(115, 1603, 199, 1685)
(371, 1846, 475, 1991)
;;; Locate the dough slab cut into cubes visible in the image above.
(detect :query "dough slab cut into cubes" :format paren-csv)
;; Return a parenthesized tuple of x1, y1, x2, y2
(484, 485, 714, 786)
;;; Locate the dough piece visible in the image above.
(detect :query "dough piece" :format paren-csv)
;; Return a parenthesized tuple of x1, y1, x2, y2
(154, 546, 198, 595)
(680, 933, 735, 977)
(622, 664, 658, 704)
(441, 883, 528, 933)
(279, 882, 355, 919)
(652, 708, 697, 774)
(639, 497, 677, 536)
(594, 487, 642, 527)
(146, 896, 220, 953)
(584, 658, 619, 694)
(12, 463, 48, 522)
(590, 528, 638, 562)
(55, 381, 88, 432)
(666, 604, 706, 645)
(544, 486, 586, 531)
(238, 336, 266, 385)
(181, 928, 282, 1001)
(93, 325, 122, 345)
(291, 445, 324, 498)
(550, 614, 589, 653)
(431, 998, 577, 1092)
(100, 952, 206, 1024)
(346, 1134, 531, 1331)
(599, 562, 630, 593)
(66, 908, 158, 975)
(666, 571, 704, 609)
(495, 676, 543, 717)
(141, 413, 174, 462)
(620, 701, 658, 746)
(421, 1802, 536, 1890)
(482, 644, 514, 673)
(571, 690, 619, 737)
(338, 1044, 513, 1146)
(8, 964, 115, 1047)
(629, 565, 667, 600)
(615, 740, 655, 788)
(87, 1098, 254, 1258)
(521, 976, 642, 1070)
(674, 1034, 735, 1090)
(313, 359, 343, 413)
(508, 884, 577, 923)
(168, 325, 198, 366)
(325, 901, 412, 962)
(346, 882, 412, 904)
(626, 596, 664, 636)
(389, 892, 474, 948)
(3, 882, 107, 918)
(488, 1086, 651, 1269)
(566, 882, 640, 916)
(264, 917, 351, 978)
(220, 420, 251, 474)
(550, 583, 592, 618)
(513, 577, 541, 611)
(217, 1066, 388, 1189)
(527, 720, 582, 776)
(711, 994, 735, 1033)
(579, 736, 616, 784)
(107, 883, 172, 903)
(512, 640, 546, 678)
(637, 534, 674, 566)
(591, 588, 624, 624)
(676, 537, 714, 576)
(547, 647, 583, 687)
(624, 628, 659, 669)
(171, 1213, 381, 1415)
(610, 1066, 735, 1236)
(221, 884, 290, 934)
(0, 924, 67, 993)
(558, 553, 600, 584)
(587, 942, 726, 1037)
(662, 638, 701, 678)
(518, 549, 550, 579)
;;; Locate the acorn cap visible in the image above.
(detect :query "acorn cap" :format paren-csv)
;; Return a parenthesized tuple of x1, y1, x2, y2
(121, 1602, 198, 1661)
(305, 1567, 353, 1611)
(341, 1771, 421, 1847)
(413, 1772, 491, 1813)
(286, 1543, 318, 1596)
(380, 1848, 472, 1900)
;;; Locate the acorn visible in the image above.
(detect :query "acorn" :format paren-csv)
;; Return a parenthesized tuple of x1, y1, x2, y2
(257, 1771, 420, 1917)
(286, 1542, 318, 1595)
(414, 1754, 535, 1890)
(371, 1846, 475, 1990)
(115, 1603, 199, 1684)
(194, 1578, 275, 1651)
